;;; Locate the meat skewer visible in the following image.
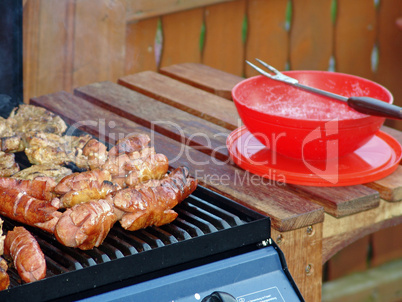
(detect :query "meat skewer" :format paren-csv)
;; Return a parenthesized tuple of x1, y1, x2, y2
(4, 226, 46, 283)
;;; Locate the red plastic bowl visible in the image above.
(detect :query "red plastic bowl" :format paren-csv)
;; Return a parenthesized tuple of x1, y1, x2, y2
(232, 71, 393, 160)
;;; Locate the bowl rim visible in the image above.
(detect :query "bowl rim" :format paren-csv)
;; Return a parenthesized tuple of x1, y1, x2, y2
(232, 70, 393, 127)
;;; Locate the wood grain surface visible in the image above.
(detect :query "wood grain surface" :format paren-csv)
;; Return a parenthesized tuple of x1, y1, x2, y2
(30, 91, 324, 232)
(74, 81, 230, 162)
(160, 63, 243, 99)
(290, 0, 333, 70)
(334, 0, 376, 79)
(118, 71, 240, 130)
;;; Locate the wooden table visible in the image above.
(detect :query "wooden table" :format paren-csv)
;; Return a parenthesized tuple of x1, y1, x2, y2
(31, 63, 402, 302)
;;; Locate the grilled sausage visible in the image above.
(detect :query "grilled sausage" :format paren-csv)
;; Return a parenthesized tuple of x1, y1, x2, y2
(0, 187, 62, 233)
(111, 166, 197, 231)
(4, 227, 46, 283)
(0, 177, 56, 201)
(54, 199, 117, 250)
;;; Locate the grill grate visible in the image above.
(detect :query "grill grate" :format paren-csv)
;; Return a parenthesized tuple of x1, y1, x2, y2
(0, 181, 270, 301)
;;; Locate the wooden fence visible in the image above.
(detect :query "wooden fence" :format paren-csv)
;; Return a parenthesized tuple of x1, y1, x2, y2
(23, 0, 402, 287)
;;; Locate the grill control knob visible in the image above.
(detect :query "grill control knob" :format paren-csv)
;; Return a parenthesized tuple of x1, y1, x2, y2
(201, 291, 237, 302)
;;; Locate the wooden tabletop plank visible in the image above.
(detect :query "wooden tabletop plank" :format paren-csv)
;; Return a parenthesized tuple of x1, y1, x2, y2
(30, 92, 324, 232)
(159, 62, 243, 100)
(118, 71, 241, 130)
(287, 184, 380, 217)
(74, 81, 230, 162)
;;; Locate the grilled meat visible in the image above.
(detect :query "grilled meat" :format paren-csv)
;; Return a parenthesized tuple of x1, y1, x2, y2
(0, 257, 9, 291)
(7, 104, 67, 137)
(0, 117, 22, 153)
(82, 139, 108, 170)
(54, 199, 117, 250)
(0, 151, 19, 177)
(4, 227, 46, 283)
(25, 132, 92, 169)
(12, 164, 72, 183)
(104, 147, 169, 188)
(110, 166, 197, 231)
(0, 185, 61, 233)
(108, 133, 150, 157)
(1, 104, 67, 153)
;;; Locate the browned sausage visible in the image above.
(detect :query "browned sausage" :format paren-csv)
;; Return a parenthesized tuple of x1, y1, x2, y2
(0, 187, 61, 233)
(54, 199, 117, 250)
(110, 166, 197, 231)
(4, 227, 46, 283)
(0, 177, 56, 201)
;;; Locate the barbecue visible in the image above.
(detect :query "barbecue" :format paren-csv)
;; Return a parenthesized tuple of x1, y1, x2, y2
(0, 104, 302, 301)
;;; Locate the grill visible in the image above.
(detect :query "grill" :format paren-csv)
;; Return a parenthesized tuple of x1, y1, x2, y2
(0, 161, 273, 301)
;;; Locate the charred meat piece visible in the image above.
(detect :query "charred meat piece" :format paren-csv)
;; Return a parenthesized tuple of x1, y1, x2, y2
(0, 186, 62, 233)
(54, 199, 117, 250)
(110, 166, 197, 231)
(25, 132, 92, 169)
(4, 227, 46, 283)
(12, 164, 72, 183)
(0, 151, 19, 177)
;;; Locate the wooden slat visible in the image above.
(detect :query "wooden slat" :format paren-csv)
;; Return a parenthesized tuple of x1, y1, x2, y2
(159, 9, 203, 68)
(287, 185, 380, 218)
(375, 0, 402, 130)
(371, 223, 402, 267)
(22, 0, 41, 103)
(72, 0, 126, 88)
(335, 0, 376, 79)
(118, 71, 240, 130)
(125, 17, 159, 74)
(289, 0, 333, 70)
(202, 0, 246, 76)
(160, 63, 243, 99)
(326, 235, 370, 280)
(322, 200, 402, 263)
(245, 0, 289, 77)
(31, 0, 69, 96)
(365, 166, 402, 202)
(30, 91, 324, 232)
(125, 0, 233, 22)
(74, 81, 230, 162)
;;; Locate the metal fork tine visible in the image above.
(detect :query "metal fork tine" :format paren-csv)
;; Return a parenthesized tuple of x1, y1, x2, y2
(255, 58, 280, 75)
(248, 59, 299, 85)
(246, 60, 275, 79)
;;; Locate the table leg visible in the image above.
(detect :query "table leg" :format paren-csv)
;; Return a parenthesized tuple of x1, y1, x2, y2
(272, 223, 323, 301)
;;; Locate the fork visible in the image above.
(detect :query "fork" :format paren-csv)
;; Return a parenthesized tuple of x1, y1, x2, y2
(246, 59, 402, 120)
